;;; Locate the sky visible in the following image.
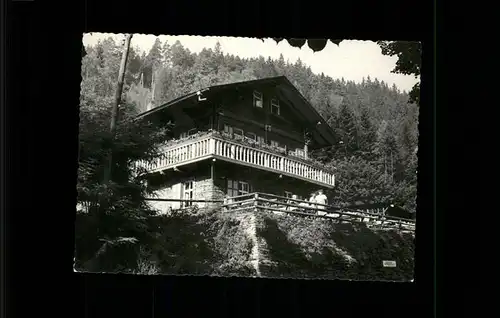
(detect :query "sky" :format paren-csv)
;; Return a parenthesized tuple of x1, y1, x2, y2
(82, 33, 419, 93)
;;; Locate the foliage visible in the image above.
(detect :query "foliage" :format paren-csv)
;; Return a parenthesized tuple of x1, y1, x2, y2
(377, 41, 422, 105)
(358, 106, 377, 161)
(76, 36, 172, 272)
(337, 98, 360, 155)
(146, 207, 221, 275)
(268, 38, 342, 52)
(210, 210, 258, 276)
(257, 211, 415, 281)
(130, 207, 256, 276)
(326, 156, 395, 206)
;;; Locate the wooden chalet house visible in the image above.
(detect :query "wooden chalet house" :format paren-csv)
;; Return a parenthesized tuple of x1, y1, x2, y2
(135, 76, 337, 211)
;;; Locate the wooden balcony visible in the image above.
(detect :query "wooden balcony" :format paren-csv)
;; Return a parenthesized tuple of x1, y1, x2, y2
(136, 131, 335, 188)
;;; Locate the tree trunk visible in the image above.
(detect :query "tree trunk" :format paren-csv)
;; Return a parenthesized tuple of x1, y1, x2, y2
(103, 34, 133, 183)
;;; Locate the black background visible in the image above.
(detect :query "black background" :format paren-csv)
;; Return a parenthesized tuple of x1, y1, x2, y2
(2, 0, 474, 317)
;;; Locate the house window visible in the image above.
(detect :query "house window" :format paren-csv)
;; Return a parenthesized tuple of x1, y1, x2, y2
(271, 99, 280, 115)
(295, 148, 305, 158)
(270, 140, 280, 148)
(224, 124, 243, 140)
(233, 128, 244, 140)
(182, 180, 194, 207)
(270, 140, 286, 152)
(239, 181, 251, 194)
(227, 179, 239, 197)
(246, 132, 257, 142)
(253, 91, 263, 108)
(224, 124, 233, 134)
(227, 179, 251, 196)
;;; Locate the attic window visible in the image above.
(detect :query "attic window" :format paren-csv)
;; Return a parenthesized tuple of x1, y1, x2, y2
(253, 91, 263, 108)
(271, 99, 280, 115)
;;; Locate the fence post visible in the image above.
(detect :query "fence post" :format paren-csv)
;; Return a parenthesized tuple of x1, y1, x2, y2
(254, 193, 259, 213)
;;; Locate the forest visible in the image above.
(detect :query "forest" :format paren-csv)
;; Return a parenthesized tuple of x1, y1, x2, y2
(76, 37, 419, 273)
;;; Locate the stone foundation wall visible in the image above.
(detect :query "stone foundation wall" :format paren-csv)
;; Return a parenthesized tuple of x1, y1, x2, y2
(149, 173, 225, 213)
(193, 175, 224, 208)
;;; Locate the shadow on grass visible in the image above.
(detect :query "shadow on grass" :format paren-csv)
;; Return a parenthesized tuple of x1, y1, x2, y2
(257, 217, 350, 279)
(152, 211, 220, 275)
(210, 214, 256, 277)
(258, 214, 415, 281)
(328, 223, 415, 281)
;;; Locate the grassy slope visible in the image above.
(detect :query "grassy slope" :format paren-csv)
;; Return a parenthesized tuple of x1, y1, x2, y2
(140, 208, 415, 281)
(256, 211, 415, 281)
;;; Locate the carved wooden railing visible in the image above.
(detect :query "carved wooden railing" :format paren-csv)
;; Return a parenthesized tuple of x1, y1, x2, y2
(136, 131, 336, 187)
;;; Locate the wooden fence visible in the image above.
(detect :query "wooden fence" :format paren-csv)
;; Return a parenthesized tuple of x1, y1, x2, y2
(79, 193, 415, 232)
(220, 192, 416, 232)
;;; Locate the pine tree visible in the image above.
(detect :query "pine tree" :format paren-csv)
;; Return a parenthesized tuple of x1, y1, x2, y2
(148, 38, 163, 67)
(141, 38, 163, 89)
(77, 45, 172, 272)
(80, 38, 123, 104)
(328, 156, 394, 207)
(396, 119, 418, 182)
(358, 106, 377, 161)
(170, 41, 195, 69)
(275, 54, 286, 75)
(375, 122, 399, 183)
(213, 41, 224, 68)
(125, 46, 144, 86)
(162, 41, 172, 66)
(191, 48, 219, 89)
(337, 98, 359, 157)
(266, 57, 278, 77)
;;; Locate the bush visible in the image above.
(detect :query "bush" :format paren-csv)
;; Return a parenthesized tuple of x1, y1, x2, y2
(77, 207, 414, 281)
(257, 211, 414, 281)
(143, 207, 256, 276)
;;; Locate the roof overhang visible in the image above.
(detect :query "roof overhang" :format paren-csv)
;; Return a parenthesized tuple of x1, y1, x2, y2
(133, 76, 337, 146)
(275, 78, 337, 146)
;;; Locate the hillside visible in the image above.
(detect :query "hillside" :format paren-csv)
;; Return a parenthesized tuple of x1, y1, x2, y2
(77, 207, 414, 281)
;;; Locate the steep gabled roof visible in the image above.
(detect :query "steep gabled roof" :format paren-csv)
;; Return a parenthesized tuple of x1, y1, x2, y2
(135, 76, 337, 145)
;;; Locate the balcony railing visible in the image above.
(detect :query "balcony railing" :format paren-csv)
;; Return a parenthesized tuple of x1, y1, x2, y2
(136, 131, 335, 187)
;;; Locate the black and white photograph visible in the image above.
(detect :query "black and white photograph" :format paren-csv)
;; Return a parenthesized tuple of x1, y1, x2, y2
(75, 33, 420, 281)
